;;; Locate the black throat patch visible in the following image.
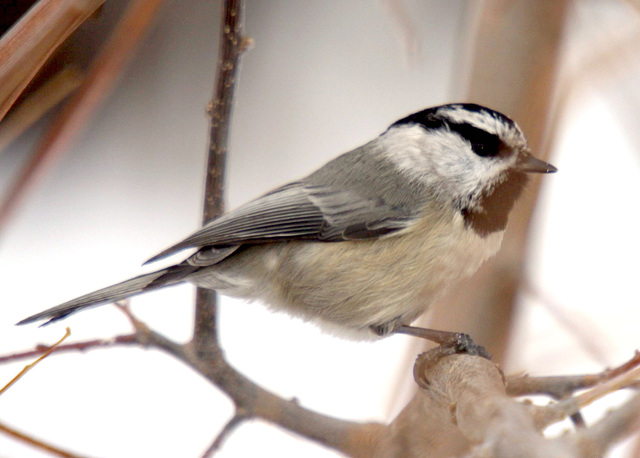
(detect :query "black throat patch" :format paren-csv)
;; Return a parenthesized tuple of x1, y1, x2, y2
(461, 170, 529, 237)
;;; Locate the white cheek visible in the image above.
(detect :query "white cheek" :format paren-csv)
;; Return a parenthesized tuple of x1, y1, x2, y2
(378, 125, 433, 180)
(381, 126, 499, 201)
(380, 126, 475, 186)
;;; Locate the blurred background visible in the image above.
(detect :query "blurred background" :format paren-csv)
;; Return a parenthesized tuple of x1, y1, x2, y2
(0, 0, 639, 456)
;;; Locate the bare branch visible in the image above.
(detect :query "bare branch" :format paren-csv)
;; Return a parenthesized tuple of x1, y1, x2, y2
(379, 348, 640, 457)
(193, 0, 249, 357)
(5, 320, 640, 456)
(2, 309, 377, 455)
(534, 364, 640, 430)
(378, 349, 575, 457)
(154, 327, 382, 456)
(507, 350, 640, 397)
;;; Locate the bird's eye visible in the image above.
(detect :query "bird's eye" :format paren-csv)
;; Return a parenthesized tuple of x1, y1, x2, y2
(471, 138, 500, 157)
(449, 123, 502, 158)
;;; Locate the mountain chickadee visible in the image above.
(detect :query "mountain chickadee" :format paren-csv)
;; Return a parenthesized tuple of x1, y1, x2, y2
(18, 103, 556, 340)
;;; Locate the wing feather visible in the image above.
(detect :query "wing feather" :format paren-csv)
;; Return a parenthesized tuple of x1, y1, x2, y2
(146, 181, 419, 265)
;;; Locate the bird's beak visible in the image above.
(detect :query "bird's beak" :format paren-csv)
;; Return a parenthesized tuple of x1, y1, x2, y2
(516, 151, 558, 174)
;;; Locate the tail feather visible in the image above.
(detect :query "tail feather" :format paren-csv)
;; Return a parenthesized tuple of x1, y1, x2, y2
(17, 265, 195, 326)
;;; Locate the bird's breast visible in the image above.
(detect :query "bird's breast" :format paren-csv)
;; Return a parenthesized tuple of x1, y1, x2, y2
(220, 206, 505, 337)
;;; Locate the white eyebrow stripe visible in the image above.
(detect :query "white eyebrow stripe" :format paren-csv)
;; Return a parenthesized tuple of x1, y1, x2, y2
(437, 105, 527, 151)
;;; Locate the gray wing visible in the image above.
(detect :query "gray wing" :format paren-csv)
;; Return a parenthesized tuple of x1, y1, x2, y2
(146, 181, 419, 266)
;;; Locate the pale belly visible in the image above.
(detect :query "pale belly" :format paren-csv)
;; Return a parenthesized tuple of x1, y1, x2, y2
(192, 212, 504, 338)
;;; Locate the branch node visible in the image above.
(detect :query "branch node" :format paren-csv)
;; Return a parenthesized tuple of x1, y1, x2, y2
(113, 300, 152, 346)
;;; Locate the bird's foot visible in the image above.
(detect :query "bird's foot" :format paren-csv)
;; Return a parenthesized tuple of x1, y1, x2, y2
(389, 324, 491, 360)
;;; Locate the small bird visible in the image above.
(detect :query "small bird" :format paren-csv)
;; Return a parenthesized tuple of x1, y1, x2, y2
(18, 104, 556, 341)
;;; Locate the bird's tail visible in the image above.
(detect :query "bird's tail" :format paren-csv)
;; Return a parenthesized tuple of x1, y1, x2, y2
(17, 264, 196, 326)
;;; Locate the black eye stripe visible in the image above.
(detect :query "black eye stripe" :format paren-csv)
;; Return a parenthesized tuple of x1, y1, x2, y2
(390, 115, 503, 158)
(389, 104, 516, 159)
(447, 122, 502, 157)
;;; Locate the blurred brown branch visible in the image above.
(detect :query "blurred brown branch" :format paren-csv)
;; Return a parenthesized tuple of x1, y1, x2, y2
(381, 0, 420, 65)
(0, 0, 104, 123)
(524, 283, 611, 365)
(426, 0, 568, 366)
(0, 66, 83, 152)
(0, 0, 163, 232)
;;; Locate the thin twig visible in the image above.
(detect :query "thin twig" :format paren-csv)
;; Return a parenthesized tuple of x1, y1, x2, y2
(201, 409, 251, 457)
(193, 0, 248, 357)
(0, 0, 163, 231)
(0, 334, 137, 364)
(0, 327, 70, 396)
(530, 363, 640, 430)
(507, 350, 640, 397)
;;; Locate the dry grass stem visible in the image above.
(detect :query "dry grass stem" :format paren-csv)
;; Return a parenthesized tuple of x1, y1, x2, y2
(0, 327, 70, 396)
(0, 420, 80, 458)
